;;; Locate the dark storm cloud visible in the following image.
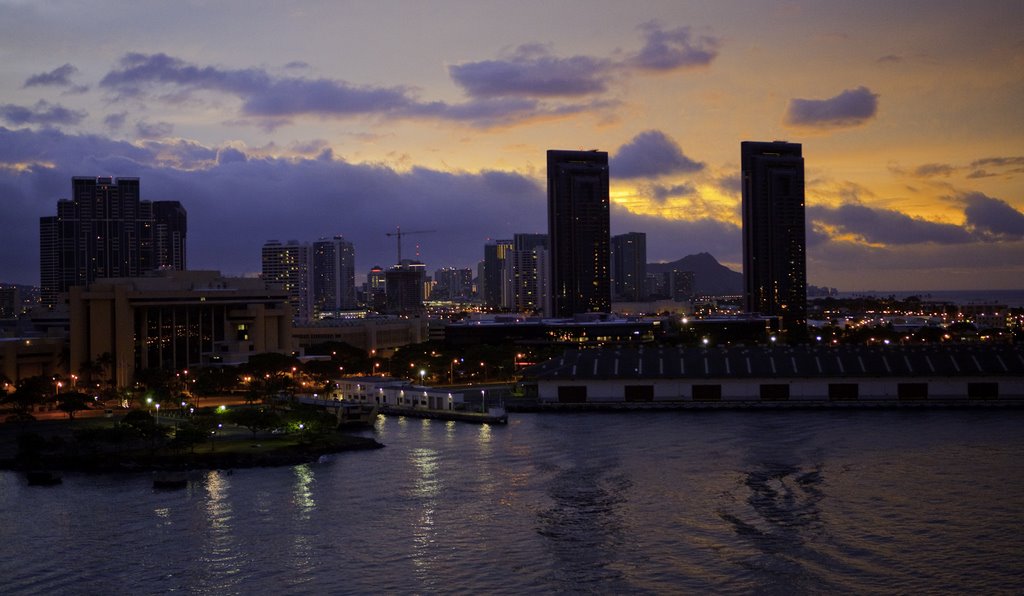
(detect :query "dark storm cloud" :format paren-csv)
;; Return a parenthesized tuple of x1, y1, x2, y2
(630, 21, 720, 71)
(0, 126, 547, 284)
(611, 130, 704, 179)
(449, 44, 612, 98)
(24, 63, 79, 87)
(961, 192, 1024, 239)
(785, 86, 879, 129)
(0, 101, 87, 126)
(809, 203, 973, 245)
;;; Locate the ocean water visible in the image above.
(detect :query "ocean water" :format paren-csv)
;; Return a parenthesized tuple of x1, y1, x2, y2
(835, 289, 1024, 308)
(2, 409, 1022, 594)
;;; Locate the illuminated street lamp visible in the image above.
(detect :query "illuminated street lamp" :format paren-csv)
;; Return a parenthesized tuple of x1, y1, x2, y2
(419, 369, 426, 384)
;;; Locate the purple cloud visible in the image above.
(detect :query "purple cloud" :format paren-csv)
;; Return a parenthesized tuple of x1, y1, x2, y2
(99, 52, 600, 129)
(0, 126, 550, 285)
(630, 21, 720, 70)
(0, 100, 86, 126)
(785, 86, 879, 129)
(104, 112, 128, 130)
(611, 130, 704, 179)
(449, 44, 612, 98)
(136, 120, 174, 139)
(24, 63, 79, 87)
(809, 203, 973, 245)
(912, 163, 954, 177)
(961, 192, 1024, 239)
(650, 183, 697, 202)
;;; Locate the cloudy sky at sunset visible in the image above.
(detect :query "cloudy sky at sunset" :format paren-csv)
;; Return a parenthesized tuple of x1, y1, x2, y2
(2, 0, 1022, 291)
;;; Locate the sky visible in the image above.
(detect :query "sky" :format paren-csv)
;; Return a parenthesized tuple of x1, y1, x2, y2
(1, 0, 1022, 291)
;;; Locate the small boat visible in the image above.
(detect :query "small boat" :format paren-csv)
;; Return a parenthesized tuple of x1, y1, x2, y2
(153, 472, 188, 489)
(25, 470, 63, 486)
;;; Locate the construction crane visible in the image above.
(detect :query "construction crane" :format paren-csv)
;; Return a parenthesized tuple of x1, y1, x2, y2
(385, 226, 435, 264)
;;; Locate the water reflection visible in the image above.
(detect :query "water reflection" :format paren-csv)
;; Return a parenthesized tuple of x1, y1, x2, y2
(199, 470, 241, 593)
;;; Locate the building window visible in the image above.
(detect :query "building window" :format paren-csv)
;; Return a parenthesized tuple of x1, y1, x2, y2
(829, 383, 858, 401)
(897, 383, 928, 400)
(760, 384, 789, 401)
(692, 384, 721, 401)
(967, 382, 998, 399)
(557, 385, 587, 403)
(624, 385, 654, 402)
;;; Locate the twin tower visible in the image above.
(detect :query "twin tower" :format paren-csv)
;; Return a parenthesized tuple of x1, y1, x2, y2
(547, 141, 806, 331)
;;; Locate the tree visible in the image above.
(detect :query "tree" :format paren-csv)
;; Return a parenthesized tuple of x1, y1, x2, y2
(3, 376, 50, 416)
(226, 407, 282, 439)
(170, 421, 209, 454)
(56, 391, 91, 420)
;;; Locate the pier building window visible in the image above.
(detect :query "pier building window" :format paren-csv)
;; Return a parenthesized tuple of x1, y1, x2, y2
(692, 384, 721, 401)
(967, 382, 998, 399)
(760, 384, 790, 401)
(898, 383, 928, 400)
(624, 385, 654, 402)
(557, 385, 587, 403)
(828, 383, 858, 401)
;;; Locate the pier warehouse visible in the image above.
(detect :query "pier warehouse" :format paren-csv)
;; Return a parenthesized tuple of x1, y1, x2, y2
(520, 344, 1024, 406)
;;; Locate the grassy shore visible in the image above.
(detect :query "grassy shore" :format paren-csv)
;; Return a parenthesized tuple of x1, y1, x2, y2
(0, 416, 383, 474)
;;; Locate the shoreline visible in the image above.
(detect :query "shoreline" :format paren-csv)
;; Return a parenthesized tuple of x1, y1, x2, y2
(0, 419, 384, 475)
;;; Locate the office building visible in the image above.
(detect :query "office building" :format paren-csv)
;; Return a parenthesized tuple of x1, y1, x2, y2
(385, 263, 424, 315)
(547, 150, 611, 316)
(433, 267, 474, 301)
(611, 232, 647, 302)
(482, 239, 513, 310)
(262, 240, 311, 323)
(68, 271, 291, 387)
(510, 233, 549, 314)
(741, 141, 806, 331)
(39, 176, 187, 306)
(312, 236, 356, 315)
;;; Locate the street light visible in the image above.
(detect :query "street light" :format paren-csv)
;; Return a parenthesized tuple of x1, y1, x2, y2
(419, 369, 426, 384)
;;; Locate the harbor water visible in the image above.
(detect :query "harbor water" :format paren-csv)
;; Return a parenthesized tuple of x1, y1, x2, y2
(2, 409, 1022, 594)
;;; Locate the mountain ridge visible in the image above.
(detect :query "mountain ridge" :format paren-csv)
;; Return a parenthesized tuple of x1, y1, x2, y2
(646, 252, 743, 296)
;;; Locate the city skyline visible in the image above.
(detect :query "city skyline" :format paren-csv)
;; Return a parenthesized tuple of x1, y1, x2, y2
(1, 1, 1022, 291)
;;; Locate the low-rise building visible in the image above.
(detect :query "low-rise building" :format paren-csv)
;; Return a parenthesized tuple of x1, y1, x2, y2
(69, 271, 291, 388)
(522, 344, 1024, 405)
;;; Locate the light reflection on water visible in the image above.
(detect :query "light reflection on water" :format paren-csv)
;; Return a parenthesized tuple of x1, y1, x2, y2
(1, 410, 1023, 594)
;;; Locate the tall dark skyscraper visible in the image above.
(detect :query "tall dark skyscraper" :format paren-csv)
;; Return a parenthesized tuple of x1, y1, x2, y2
(741, 141, 807, 331)
(611, 232, 647, 302)
(40, 176, 187, 306)
(312, 236, 356, 314)
(547, 150, 610, 317)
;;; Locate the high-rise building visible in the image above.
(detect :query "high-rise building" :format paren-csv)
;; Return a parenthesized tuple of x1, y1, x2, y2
(510, 233, 549, 314)
(152, 201, 188, 271)
(39, 176, 187, 306)
(433, 267, 473, 301)
(365, 265, 387, 311)
(482, 239, 512, 310)
(547, 150, 610, 317)
(611, 232, 647, 302)
(385, 263, 424, 314)
(741, 141, 806, 331)
(262, 240, 311, 323)
(311, 236, 356, 315)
